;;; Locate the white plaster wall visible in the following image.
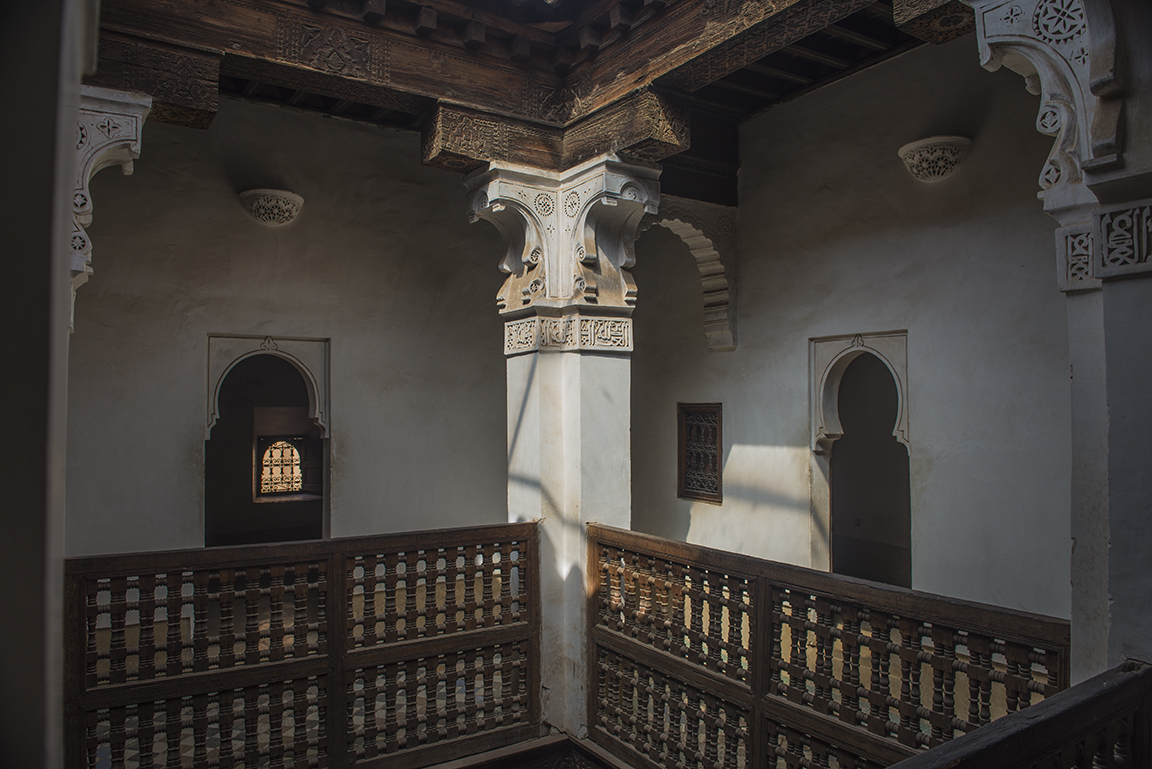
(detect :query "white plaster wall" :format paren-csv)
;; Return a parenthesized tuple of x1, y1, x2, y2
(67, 97, 508, 555)
(632, 36, 1072, 618)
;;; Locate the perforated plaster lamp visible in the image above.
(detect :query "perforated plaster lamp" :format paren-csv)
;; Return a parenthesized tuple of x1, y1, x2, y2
(898, 136, 971, 183)
(239, 189, 304, 226)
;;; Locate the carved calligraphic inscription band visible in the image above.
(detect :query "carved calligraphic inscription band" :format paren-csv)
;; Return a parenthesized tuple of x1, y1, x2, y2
(503, 316, 633, 356)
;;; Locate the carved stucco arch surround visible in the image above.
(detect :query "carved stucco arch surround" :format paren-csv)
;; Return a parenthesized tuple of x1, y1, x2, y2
(205, 335, 331, 439)
(810, 332, 910, 455)
(809, 332, 909, 571)
(649, 195, 739, 352)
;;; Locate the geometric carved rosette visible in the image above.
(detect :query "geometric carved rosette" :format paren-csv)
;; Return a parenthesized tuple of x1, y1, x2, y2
(72, 85, 152, 328)
(1095, 200, 1152, 279)
(466, 155, 659, 319)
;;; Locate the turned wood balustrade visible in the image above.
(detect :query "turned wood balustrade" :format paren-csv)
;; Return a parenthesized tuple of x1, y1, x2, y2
(64, 523, 540, 769)
(587, 524, 1072, 769)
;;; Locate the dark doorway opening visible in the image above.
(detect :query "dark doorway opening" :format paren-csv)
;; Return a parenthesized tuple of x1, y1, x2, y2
(206, 354, 324, 547)
(830, 352, 911, 587)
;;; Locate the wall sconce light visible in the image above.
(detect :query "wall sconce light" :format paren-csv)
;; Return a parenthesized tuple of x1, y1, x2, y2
(239, 189, 304, 226)
(898, 137, 971, 183)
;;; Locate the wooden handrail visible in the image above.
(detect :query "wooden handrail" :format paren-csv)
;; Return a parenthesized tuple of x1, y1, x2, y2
(586, 523, 1073, 769)
(886, 660, 1152, 769)
(65, 521, 542, 769)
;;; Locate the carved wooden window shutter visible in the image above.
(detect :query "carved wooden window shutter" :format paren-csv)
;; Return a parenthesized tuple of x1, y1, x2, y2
(677, 402, 723, 504)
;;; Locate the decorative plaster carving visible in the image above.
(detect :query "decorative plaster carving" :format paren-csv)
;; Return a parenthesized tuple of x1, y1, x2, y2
(897, 136, 971, 182)
(72, 85, 152, 330)
(810, 332, 909, 455)
(465, 154, 659, 324)
(503, 316, 633, 355)
(1056, 224, 1100, 291)
(652, 195, 739, 351)
(206, 335, 330, 438)
(1094, 199, 1152, 279)
(968, 0, 1123, 217)
(239, 189, 304, 226)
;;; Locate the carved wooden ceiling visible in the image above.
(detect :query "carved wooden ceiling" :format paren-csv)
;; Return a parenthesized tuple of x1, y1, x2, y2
(87, 0, 970, 205)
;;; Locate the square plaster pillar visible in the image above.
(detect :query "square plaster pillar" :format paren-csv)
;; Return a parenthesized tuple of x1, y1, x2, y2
(508, 350, 631, 735)
(467, 154, 659, 736)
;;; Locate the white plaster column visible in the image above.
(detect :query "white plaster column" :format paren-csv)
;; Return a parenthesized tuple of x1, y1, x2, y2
(466, 155, 659, 736)
(72, 85, 151, 328)
(969, 0, 1152, 679)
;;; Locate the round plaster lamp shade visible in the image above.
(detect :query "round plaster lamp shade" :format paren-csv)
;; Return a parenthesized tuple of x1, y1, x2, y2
(239, 189, 304, 226)
(897, 136, 971, 183)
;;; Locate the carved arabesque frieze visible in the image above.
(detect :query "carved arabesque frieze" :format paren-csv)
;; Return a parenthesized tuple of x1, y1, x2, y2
(968, 0, 1124, 219)
(72, 85, 152, 329)
(465, 155, 660, 323)
(652, 195, 739, 351)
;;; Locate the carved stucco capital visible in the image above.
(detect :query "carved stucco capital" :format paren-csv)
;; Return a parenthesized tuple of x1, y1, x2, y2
(73, 85, 152, 328)
(651, 195, 739, 352)
(967, 0, 1123, 220)
(465, 155, 659, 329)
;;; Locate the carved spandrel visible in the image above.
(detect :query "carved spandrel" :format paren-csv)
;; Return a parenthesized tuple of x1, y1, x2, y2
(71, 86, 152, 330)
(970, 0, 1123, 216)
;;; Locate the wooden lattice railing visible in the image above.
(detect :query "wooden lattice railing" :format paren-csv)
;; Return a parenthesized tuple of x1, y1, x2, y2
(587, 524, 1071, 769)
(886, 660, 1152, 769)
(65, 522, 541, 769)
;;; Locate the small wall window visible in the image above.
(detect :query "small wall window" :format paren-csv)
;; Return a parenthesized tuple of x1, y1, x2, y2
(677, 402, 723, 504)
(259, 438, 303, 495)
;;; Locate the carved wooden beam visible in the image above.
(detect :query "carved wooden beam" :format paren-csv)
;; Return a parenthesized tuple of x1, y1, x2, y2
(96, 0, 569, 126)
(95, 0, 889, 130)
(893, 0, 974, 44)
(84, 31, 219, 128)
(423, 89, 690, 172)
(568, 0, 875, 119)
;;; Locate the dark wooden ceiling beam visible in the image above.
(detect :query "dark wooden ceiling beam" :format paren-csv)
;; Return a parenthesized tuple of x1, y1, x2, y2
(592, 0, 874, 113)
(362, 0, 387, 23)
(743, 61, 814, 85)
(415, 7, 437, 36)
(98, 0, 567, 126)
(709, 79, 782, 101)
(820, 23, 888, 50)
(368, 0, 554, 43)
(781, 43, 850, 69)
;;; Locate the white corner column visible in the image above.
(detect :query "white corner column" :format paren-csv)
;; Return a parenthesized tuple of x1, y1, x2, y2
(71, 85, 151, 329)
(970, 0, 1152, 679)
(466, 155, 659, 736)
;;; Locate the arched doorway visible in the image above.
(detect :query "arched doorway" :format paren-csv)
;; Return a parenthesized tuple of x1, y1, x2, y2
(830, 352, 911, 587)
(205, 354, 325, 546)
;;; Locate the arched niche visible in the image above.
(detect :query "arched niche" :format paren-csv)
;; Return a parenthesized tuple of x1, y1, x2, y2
(206, 335, 330, 439)
(829, 353, 912, 587)
(809, 331, 909, 572)
(811, 332, 909, 455)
